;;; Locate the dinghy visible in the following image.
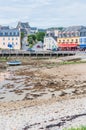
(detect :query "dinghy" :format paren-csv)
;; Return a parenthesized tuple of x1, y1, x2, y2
(7, 60, 22, 66)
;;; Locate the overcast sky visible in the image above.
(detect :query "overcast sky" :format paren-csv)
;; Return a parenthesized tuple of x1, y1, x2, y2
(0, 0, 86, 28)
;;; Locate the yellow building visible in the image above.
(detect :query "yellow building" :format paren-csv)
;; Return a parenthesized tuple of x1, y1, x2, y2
(57, 27, 80, 50)
(58, 37, 79, 46)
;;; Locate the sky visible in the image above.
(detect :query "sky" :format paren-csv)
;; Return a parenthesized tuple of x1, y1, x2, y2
(0, 0, 86, 28)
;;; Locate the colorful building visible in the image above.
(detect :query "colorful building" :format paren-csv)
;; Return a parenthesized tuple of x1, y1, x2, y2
(57, 26, 86, 50)
(79, 29, 86, 49)
(0, 28, 21, 50)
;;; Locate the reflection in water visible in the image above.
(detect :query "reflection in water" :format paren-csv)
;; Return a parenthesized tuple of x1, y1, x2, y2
(0, 72, 10, 82)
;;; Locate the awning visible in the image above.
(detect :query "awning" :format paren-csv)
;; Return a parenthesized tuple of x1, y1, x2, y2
(79, 44, 86, 48)
(58, 43, 77, 48)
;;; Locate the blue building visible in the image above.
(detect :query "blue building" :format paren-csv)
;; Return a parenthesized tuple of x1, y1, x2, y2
(79, 28, 86, 49)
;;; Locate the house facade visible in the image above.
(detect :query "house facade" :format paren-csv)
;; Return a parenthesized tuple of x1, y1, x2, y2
(43, 29, 58, 50)
(57, 26, 86, 50)
(0, 28, 21, 50)
(44, 36, 57, 50)
(79, 28, 86, 49)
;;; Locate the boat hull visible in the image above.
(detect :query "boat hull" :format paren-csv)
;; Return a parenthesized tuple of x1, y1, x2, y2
(7, 61, 22, 66)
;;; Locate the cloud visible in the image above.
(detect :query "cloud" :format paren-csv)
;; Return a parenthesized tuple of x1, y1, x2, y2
(0, 0, 86, 28)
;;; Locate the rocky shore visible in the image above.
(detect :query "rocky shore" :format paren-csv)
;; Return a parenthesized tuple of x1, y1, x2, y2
(0, 57, 86, 130)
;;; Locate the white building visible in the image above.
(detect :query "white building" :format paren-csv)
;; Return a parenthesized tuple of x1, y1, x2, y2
(43, 29, 58, 50)
(44, 36, 58, 50)
(0, 28, 21, 50)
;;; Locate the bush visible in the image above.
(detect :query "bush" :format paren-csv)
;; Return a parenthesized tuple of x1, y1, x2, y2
(64, 126, 86, 130)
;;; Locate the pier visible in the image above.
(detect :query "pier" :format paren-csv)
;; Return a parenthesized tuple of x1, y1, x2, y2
(0, 50, 76, 58)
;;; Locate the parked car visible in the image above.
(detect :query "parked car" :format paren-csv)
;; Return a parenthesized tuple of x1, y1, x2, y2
(52, 48, 59, 51)
(27, 48, 35, 52)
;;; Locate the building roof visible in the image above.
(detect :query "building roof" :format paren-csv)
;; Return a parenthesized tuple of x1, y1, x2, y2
(0, 28, 20, 37)
(17, 22, 30, 29)
(62, 26, 86, 33)
(31, 27, 37, 30)
(0, 26, 9, 30)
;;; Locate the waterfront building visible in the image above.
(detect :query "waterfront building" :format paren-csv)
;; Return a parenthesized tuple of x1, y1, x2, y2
(79, 28, 86, 49)
(0, 28, 21, 50)
(43, 29, 58, 50)
(57, 26, 86, 50)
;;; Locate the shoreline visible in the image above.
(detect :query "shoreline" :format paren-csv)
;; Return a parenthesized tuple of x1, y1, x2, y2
(0, 57, 86, 129)
(0, 96, 86, 130)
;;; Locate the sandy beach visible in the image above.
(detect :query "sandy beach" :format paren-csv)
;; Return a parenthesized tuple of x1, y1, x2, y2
(0, 56, 86, 130)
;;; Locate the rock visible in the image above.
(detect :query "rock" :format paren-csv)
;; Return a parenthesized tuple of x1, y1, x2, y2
(14, 89, 23, 94)
(23, 93, 34, 100)
(51, 93, 56, 98)
(63, 88, 76, 94)
(0, 63, 7, 69)
(59, 91, 66, 96)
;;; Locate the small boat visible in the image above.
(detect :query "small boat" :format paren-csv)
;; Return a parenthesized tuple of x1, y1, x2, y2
(7, 60, 22, 66)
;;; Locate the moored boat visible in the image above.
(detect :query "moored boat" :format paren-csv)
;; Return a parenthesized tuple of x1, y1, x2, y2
(7, 60, 22, 66)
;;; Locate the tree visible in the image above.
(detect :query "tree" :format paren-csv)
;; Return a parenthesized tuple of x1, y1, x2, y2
(35, 32, 45, 43)
(20, 32, 25, 49)
(27, 34, 36, 48)
(27, 32, 45, 48)
(21, 32, 25, 40)
(57, 27, 64, 31)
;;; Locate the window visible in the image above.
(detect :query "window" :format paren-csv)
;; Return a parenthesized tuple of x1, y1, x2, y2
(3, 42, 5, 45)
(1, 33, 3, 36)
(12, 38, 14, 40)
(5, 32, 8, 36)
(8, 37, 10, 40)
(10, 32, 12, 35)
(3, 38, 5, 40)
(84, 38, 86, 43)
(12, 42, 14, 45)
(16, 42, 18, 45)
(76, 39, 78, 43)
(59, 40, 61, 43)
(71, 39, 73, 43)
(17, 32, 19, 36)
(84, 33, 86, 36)
(80, 38, 82, 43)
(16, 37, 18, 40)
(63, 40, 65, 43)
(14, 32, 16, 36)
